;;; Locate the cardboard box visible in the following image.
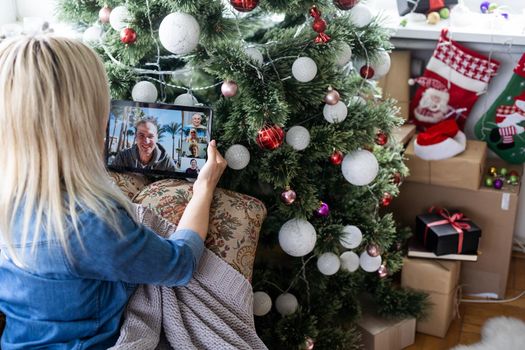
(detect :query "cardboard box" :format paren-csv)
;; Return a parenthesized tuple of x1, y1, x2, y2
(392, 124, 416, 146)
(378, 51, 411, 120)
(358, 311, 416, 350)
(401, 258, 460, 337)
(405, 136, 487, 190)
(392, 162, 520, 298)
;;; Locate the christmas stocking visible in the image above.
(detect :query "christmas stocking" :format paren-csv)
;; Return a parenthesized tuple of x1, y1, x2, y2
(410, 29, 500, 130)
(475, 53, 525, 163)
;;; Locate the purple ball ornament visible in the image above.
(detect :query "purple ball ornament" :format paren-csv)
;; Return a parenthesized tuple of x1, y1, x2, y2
(315, 201, 330, 217)
(493, 178, 504, 190)
(480, 1, 490, 13)
(221, 80, 238, 97)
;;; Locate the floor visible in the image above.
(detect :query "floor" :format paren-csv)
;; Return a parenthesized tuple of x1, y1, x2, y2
(405, 252, 525, 349)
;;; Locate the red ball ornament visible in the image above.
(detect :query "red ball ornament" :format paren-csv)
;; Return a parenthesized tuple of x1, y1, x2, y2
(256, 124, 284, 150)
(392, 172, 402, 185)
(330, 150, 344, 165)
(381, 193, 393, 207)
(333, 0, 360, 10)
(312, 18, 327, 33)
(510, 170, 520, 177)
(281, 187, 297, 205)
(375, 131, 388, 146)
(229, 0, 259, 12)
(99, 5, 112, 24)
(120, 27, 137, 45)
(360, 65, 375, 79)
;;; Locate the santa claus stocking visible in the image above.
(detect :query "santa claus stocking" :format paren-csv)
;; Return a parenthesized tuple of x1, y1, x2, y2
(475, 53, 525, 163)
(410, 29, 500, 130)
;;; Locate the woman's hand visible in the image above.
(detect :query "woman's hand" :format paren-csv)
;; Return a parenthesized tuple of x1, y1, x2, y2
(193, 140, 227, 198)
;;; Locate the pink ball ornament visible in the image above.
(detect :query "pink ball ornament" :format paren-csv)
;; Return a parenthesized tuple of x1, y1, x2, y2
(304, 337, 315, 350)
(366, 244, 380, 257)
(324, 87, 340, 105)
(315, 201, 330, 217)
(378, 264, 388, 278)
(281, 188, 297, 205)
(221, 80, 238, 97)
(99, 5, 112, 23)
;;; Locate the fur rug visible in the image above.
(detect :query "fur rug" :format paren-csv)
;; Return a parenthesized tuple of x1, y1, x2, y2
(451, 317, 525, 350)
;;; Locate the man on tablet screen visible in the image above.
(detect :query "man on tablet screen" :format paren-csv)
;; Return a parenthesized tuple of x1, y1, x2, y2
(113, 117, 176, 171)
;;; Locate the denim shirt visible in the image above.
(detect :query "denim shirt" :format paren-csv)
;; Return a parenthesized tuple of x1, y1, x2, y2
(0, 207, 204, 349)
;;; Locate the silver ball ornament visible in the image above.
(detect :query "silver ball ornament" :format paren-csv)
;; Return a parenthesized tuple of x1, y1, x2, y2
(253, 291, 272, 316)
(339, 225, 363, 249)
(174, 93, 198, 106)
(159, 12, 200, 55)
(336, 42, 353, 67)
(292, 57, 318, 83)
(225, 144, 250, 170)
(340, 251, 360, 272)
(275, 293, 298, 316)
(285, 126, 311, 151)
(278, 219, 317, 257)
(323, 101, 348, 123)
(317, 252, 341, 276)
(82, 26, 103, 46)
(341, 150, 379, 186)
(109, 6, 131, 31)
(221, 80, 238, 98)
(245, 47, 264, 66)
(131, 81, 158, 103)
(359, 252, 382, 272)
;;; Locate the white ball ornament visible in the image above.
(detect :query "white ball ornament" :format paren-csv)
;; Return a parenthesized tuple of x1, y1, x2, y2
(275, 293, 298, 316)
(336, 42, 352, 67)
(372, 51, 391, 79)
(349, 4, 373, 28)
(82, 26, 103, 46)
(109, 6, 131, 31)
(286, 126, 310, 151)
(174, 93, 198, 106)
(278, 219, 317, 257)
(349, 95, 366, 106)
(323, 101, 348, 123)
(159, 12, 201, 55)
(339, 225, 363, 249)
(292, 57, 317, 83)
(245, 47, 264, 66)
(340, 251, 360, 273)
(253, 291, 272, 316)
(131, 81, 158, 103)
(317, 252, 341, 276)
(225, 144, 250, 170)
(341, 150, 379, 186)
(359, 252, 382, 272)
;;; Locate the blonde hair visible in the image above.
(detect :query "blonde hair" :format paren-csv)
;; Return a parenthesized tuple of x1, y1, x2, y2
(0, 36, 134, 266)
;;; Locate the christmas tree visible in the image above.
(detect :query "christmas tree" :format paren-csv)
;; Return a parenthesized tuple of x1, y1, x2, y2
(59, 1, 426, 348)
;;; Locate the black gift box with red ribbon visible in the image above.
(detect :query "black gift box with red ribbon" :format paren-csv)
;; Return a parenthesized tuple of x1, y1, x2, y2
(415, 208, 481, 256)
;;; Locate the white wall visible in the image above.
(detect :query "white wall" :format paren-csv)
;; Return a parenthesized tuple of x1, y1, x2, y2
(0, 0, 57, 26)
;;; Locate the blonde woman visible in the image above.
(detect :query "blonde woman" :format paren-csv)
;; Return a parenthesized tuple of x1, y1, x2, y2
(0, 36, 226, 349)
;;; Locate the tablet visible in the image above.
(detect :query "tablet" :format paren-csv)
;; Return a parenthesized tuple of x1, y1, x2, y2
(105, 100, 212, 178)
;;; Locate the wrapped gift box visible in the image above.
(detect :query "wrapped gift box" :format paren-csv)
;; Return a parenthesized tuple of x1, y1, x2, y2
(404, 136, 487, 190)
(416, 209, 481, 256)
(401, 258, 461, 337)
(357, 310, 416, 350)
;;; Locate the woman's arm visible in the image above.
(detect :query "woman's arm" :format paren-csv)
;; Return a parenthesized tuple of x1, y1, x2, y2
(177, 140, 226, 241)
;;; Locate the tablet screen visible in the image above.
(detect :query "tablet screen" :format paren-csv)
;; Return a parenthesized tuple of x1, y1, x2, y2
(105, 100, 212, 178)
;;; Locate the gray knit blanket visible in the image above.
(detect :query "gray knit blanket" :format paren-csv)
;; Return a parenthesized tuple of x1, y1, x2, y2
(109, 206, 268, 350)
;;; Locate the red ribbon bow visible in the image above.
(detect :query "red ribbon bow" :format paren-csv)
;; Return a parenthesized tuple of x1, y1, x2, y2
(310, 6, 331, 44)
(424, 207, 471, 254)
